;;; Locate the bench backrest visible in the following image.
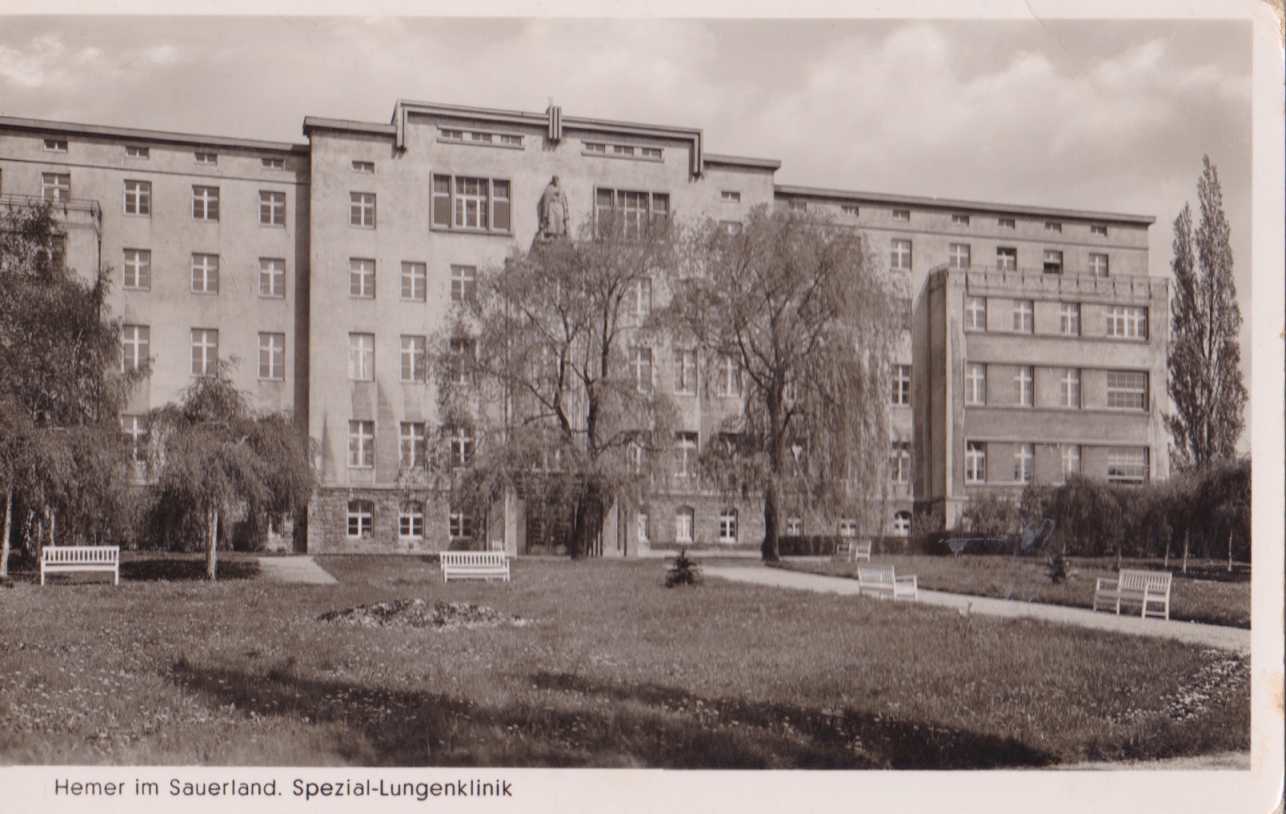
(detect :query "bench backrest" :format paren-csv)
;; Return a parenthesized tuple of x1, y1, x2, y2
(1117, 568, 1171, 593)
(441, 551, 507, 567)
(854, 540, 873, 555)
(857, 565, 895, 585)
(43, 546, 119, 565)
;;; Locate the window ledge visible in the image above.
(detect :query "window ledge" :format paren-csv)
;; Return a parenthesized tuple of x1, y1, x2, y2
(430, 225, 514, 237)
(582, 150, 663, 164)
(438, 137, 524, 151)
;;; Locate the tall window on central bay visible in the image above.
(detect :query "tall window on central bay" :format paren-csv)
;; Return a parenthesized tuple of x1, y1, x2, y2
(718, 508, 738, 544)
(675, 506, 694, 544)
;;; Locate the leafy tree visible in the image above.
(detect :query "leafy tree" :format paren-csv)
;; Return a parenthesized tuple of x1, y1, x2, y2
(668, 207, 900, 561)
(1165, 156, 1247, 469)
(434, 210, 679, 558)
(146, 366, 313, 579)
(0, 200, 135, 575)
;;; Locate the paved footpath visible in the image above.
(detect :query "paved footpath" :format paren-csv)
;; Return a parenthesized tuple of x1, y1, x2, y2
(703, 565, 1250, 654)
(257, 556, 338, 585)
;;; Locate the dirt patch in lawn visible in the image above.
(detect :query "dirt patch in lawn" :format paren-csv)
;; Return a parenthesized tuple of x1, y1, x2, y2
(318, 599, 530, 631)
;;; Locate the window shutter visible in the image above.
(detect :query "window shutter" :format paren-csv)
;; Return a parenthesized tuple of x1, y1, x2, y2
(431, 175, 451, 227)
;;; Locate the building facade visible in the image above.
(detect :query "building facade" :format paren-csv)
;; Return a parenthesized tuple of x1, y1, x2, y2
(0, 99, 1165, 554)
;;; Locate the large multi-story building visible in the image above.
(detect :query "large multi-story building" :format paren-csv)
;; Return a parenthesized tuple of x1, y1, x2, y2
(0, 98, 1167, 555)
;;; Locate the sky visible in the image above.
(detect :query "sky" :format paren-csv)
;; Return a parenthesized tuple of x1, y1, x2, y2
(0, 15, 1256, 398)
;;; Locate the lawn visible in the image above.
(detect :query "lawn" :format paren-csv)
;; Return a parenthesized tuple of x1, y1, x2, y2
(781, 555, 1251, 629)
(0, 555, 1249, 768)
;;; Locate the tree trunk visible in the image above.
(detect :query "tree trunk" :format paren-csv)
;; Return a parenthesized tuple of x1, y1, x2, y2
(1227, 530, 1233, 572)
(206, 507, 219, 581)
(570, 480, 605, 560)
(761, 481, 781, 562)
(0, 482, 12, 578)
(1163, 533, 1170, 569)
(1182, 529, 1190, 575)
(48, 507, 56, 547)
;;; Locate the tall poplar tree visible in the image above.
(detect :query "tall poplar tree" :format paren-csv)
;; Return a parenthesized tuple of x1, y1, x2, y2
(1164, 156, 1247, 469)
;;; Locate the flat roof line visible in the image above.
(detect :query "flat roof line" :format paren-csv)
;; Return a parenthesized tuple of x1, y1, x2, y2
(704, 152, 782, 170)
(773, 184, 1156, 225)
(301, 116, 398, 137)
(0, 115, 307, 154)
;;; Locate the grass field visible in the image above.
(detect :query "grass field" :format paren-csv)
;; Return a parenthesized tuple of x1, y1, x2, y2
(0, 554, 1249, 768)
(781, 555, 1251, 629)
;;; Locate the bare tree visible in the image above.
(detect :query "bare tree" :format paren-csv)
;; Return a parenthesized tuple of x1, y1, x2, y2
(435, 210, 678, 558)
(667, 207, 901, 561)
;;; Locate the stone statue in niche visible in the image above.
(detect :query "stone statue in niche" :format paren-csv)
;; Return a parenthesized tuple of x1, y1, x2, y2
(537, 175, 569, 240)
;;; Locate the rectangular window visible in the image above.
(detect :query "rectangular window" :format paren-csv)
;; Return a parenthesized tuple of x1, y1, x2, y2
(595, 188, 670, 239)
(965, 296, 987, 331)
(258, 332, 285, 381)
(785, 517, 803, 536)
(1107, 447, 1149, 484)
(584, 142, 606, 154)
(449, 426, 475, 467)
(718, 509, 737, 544)
(841, 204, 860, 216)
(42, 173, 71, 202)
(965, 441, 986, 483)
(121, 324, 150, 373)
(399, 502, 425, 538)
(441, 129, 465, 141)
(1062, 444, 1081, 478)
(434, 175, 514, 233)
(717, 356, 742, 398)
(400, 335, 427, 383)
(122, 414, 147, 467)
(1106, 370, 1148, 410)
(194, 151, 217, 166)
(1013, 443, 1034, 483)
(948, 243, 971, 270)
(259, 190, 286, 226)
(996, 246, 1017, 270)
(348, 333, 375, 381)
(890, 238, 912, 271)
(401, 262, 427, 302)
(632, 277, 652, 319)
(190, 253, 219, 294)
(261, 157, 285, 170)
(1013, 300, 1034, 333)
(349, 258, 376, 299)
(721, 190, 741, 203)
(346, 500, 373, 538)
(348, 420, 375, 468)
(259, 258, 286, 298)
(892, 364, 911, 406)
(674, 349, 697, 395)
(500, 134, 524, 147)
(892, 209, 910, 222)
(44, 138, 68, 153)
(1059, 302, 1081, 336)
(1106, 306, 1148, 339)
(1044, 221, 1062, 233)
(1089, 253, 1110, 277)
(126, 145, 149, 159)
(952, 213, 970, 226)
(449, 508, 475, 540)
(123, 249, 151, 291)
(998, 217, 1015, 230)
(123, 180, 151, 215)
(350, 192, 376, 228)
(1059, 368, 1081, 408)
(1014, 366, 1034, 407)
(612, 144, 635, 157)
(450, 265, 477, 303)
(788, 200, 806, 211)
(890, 441, 911, 484)
(448, 336, 475, 385)
(399, 422, 427, 468)
(632, 347, 654, 394)
(352, 160, 375, 174)
(468, 132, 495, 145)
(675, 432, 698, 478)
(1042, 249, 1063, 275)
(192, 186, 219, 221)
(721, 220, 743, 236)
(190, 328, 218, 376)
(1091, 224, 1109, 236)
(965, 363, 986, 406)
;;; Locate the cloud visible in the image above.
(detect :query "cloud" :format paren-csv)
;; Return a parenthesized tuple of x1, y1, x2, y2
(0, 33, 69, 88)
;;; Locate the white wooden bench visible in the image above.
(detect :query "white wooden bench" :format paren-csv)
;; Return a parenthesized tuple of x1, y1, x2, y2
(856, 564, 916, 600)
(41, 546, 120, 585)
(440, 550, 510, 583)
(834, 538, 872, 562)
(1093, 568, 1172, 620)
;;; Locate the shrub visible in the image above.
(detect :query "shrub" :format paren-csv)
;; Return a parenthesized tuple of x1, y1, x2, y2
(665, 549, 703, 588)
(961, 493, 1020, 538)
